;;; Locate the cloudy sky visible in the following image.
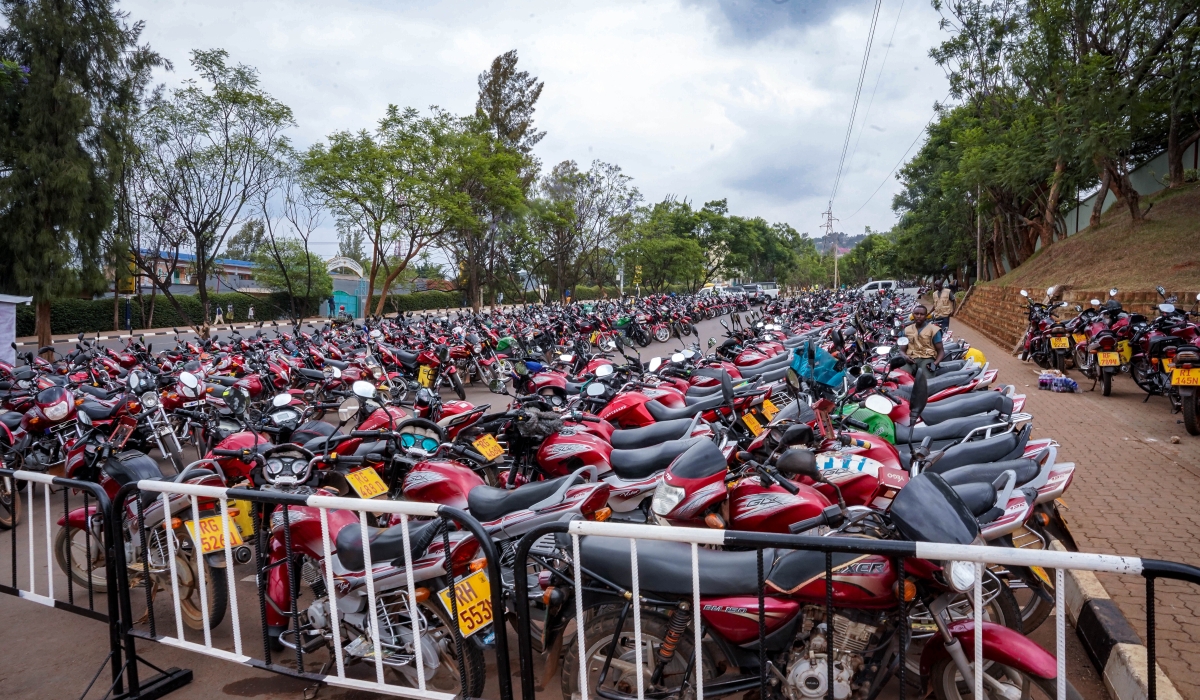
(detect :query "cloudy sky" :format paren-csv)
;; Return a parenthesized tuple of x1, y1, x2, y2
(124, 0, 951, 253)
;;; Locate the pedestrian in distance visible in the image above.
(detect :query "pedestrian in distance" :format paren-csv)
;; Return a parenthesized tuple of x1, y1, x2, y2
(247, 305, 255, 321)
(213, 305, 224, 325)
(897, 303, 944, 376)
(931, 281, 955, 332)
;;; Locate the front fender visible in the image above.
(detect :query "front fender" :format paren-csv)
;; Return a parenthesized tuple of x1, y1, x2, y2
(59, 504, 99, 528)
(920, 621, 1057, 685)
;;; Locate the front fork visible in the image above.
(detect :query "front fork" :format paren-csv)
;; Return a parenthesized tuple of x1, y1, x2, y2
(929, 594, 989, 695)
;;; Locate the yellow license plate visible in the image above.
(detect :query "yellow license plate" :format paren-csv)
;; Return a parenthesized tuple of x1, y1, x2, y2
(185, 515, 244, 555)
(1118, 340, 1132, 363)
(742, 412, 763, 436)
(346, 468, 389, 499)
(438, 570, 493, 638)
(417, 364, 434, 387)
(1030, 565, 1054, 589)
(1050, 337, 1070, 349)
(761, 399, 779, 421)
(1072, 334, 1087, 345)
(472, 434, 505, 461)
(227, 500, 256, 539)
(1097, 352, 1120, 367)
(1172, 368, 1200, 386)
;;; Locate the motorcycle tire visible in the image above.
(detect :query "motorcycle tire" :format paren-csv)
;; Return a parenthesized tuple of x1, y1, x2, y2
(177, 551, 229, 631)
(635, 330, 651, 348)
(681, 323, 692, 336)
(54, 524, 108, 592)
(450, 371, 466, 401)
(930, 657, 1082, 700)
(0, 474, 20, 529)
(562, 608, 713, 700)
(653, 326, 670, 343)
(1101, 371, 1113, 397)
(1184, 394, 1199, 436)
(388, 599, 486, 696)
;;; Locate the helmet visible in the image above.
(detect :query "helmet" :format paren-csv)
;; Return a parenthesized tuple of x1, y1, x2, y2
(964, 348, 986, 366)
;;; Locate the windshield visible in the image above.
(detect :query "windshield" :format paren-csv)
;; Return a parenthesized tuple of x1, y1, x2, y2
(889, 472, 979, 545)
(668, 440, 727, 479)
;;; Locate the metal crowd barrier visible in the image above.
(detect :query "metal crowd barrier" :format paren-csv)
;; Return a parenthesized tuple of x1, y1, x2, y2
(512, 519, 1200, 700)
(111, 478, 512, 700)
(0, 467, 191, 700)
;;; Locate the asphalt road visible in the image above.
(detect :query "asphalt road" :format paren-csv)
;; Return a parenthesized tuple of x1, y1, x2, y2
(0, 313, 1109, 700)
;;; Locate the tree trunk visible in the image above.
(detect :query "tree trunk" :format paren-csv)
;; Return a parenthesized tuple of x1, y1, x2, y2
(1089, 170, 1110, 227)
(147, 283, 157, 329)
(1168, 126, 1200, 189)
(1040, 160, 1066, 248)
(1104, 160, 1142, 223)
(113, 286, 120, 331)
(35, 300, 52, 359)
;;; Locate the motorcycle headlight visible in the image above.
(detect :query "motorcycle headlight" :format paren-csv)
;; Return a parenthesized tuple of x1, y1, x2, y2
(140, 391, 159, 409)
(473, 344, 482, 353)
(44, 400, 69, 421)
(371, 365, 383, 379)
(946, 560, 978, 592)
(651, 482, 686, 516)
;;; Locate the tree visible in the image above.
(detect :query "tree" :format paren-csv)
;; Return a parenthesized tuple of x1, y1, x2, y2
(252, 239, 331, 315)
(0, 0, 163, 349)
(476, 50, 545, 159)
(224, 219, 266, 260)
(620, 199, 704, 292)
(131, 49, 293, 333)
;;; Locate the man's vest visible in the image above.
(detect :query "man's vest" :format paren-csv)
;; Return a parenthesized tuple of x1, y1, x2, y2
(904, 322, 939, 359)
(932, 288, 954, 318)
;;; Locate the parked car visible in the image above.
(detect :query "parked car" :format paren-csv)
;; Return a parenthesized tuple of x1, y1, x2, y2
(858, 279, 921, 298)
(755, 281, 780, 299)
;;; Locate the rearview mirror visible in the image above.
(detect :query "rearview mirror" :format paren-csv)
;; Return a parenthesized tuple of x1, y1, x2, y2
(272, 393, 291, 408)
(488, 379, 508, 394)
(671, 352, 685, 363)
(352, 380, 377, 399)
(863, 394, 893, 416)
(1090, 299, 1101, 307)
(338, 397, 360, 422)
(874, 346, 891, 356)
(648, 357, 662, 372)
(1019, 289, 1029, 298)
(785, 368, 801, 391)
(586, 382, 606, 397)
(595, 364, 614, 377)
(1110, 288, 1118, 297)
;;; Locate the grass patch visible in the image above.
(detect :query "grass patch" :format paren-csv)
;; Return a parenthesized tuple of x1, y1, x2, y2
(989, 182, 1200, 292)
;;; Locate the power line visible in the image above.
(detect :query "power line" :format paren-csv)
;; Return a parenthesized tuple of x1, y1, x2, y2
(844, 0, 906, 178)
(843, 91, 952, 223)
(828, 0, 885, 210)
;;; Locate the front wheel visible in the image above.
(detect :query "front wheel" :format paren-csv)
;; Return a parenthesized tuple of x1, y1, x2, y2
(449, 371, 466, 401)
(930, 657, 1083, 700)
(1183, 393, 1199, 436)
(55, 523, 107, 591)
(0, 474, 21, 529)
(653, 326, 670, 343)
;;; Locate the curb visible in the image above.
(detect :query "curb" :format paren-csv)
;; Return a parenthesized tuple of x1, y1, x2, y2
(1050, 540, 1181, 700)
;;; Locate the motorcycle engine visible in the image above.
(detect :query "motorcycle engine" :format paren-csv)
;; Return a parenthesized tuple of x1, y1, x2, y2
(785, 610, 876, 700)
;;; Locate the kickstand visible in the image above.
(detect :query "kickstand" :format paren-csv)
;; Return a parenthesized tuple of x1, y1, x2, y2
(302, 662, 329, 700)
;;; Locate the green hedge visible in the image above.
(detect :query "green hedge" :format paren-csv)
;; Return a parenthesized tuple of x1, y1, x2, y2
(16, 292, 321, 337)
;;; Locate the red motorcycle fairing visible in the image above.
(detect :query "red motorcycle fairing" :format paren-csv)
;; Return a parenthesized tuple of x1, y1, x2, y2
(357, 405, 411, 431)
(598, 392, 655, 428)
(564, 416, 614, 441)
(639, 385, 687, 408)
(403, 460, 486, 510)
(919, 620, 1058, 682)
(265, 506, 360, 628)
(784, 554, 897, 609)
(537, 431, 613, 477)
(583, 358, 614, 375)
(699, 596, 799, 644)
(207, 431, 272, 483)
(729, 480, 831, 534)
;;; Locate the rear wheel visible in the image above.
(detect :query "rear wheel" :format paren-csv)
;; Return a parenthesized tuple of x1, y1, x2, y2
(1183, 393, 1199, 436)
(387, 599, 486, 697)
(653, 326, 670, 343)
(0, 474, 20, 529)
(1100, 371, 1113, 396)
(55, 523, 107, 591)
(449, 372, 466, 401)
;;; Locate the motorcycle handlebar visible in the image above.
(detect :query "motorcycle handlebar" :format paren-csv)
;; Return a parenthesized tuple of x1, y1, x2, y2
(350, 430, 386, 438)
(788, 504, 846, 534)
(844, 417, 871, 431)
(212, 448, 250, 458)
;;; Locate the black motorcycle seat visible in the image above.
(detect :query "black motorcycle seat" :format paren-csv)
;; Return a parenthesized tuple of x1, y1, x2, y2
(394, 349, 420, 367)
(467, 475, 580, 523)
(646, 394, 724, 422)
(951, 482, 997, 518)
(685, 383, 723, 398)
(324, 359, 349, 370)
(609, 419, 694, 450)
(919, 425, 1031, 474)
(744, 366, 790, 385)
(609, 437, 705, 480)
(766, 547, 864, 594)
(0, 411, 22, 430)
(895, 413, 1001, 445)
(934, 360, 966, 375)
(103, 450, 165, 486)
(943, 342, 964, 353)
(939, 459, 1041, 488)
(893, 371, 979, 400)
(297, 367, 325, 380)
(79, 401, 119, 420)
(577, 536, 780, 595)
(737, 354, 791, 372)
(918, 392, 1012, 426)
(353, 441, 389, 456)
(78, 384, 117, 400)
(214, 375, 240, 386)
(335, 519, 443, 572)
(564, 381, 585, 395)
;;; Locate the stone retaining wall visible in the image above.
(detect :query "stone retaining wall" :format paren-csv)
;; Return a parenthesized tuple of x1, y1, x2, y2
(955, 285, 1200, 351)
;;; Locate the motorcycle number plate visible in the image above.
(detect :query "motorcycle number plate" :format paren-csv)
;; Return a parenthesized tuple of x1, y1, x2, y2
(110, 422, 135, 450)
(1050, 337, 1070, 349)
(1172, 368, 1200, 386)
(1097, 352, 1120, 367)
(590, 331, 599, 344)
(472, 434, 505, 462)
(346, 468, 389, 500)
(761, 399, 779, 421)
(741, 412, 764, 436)
(183, 400, 204, 408)
(438, 570, 493, 638)
(1072, 334, 1088, 345)
(417, 365, 434, 387)
(184, 515, 243, 555)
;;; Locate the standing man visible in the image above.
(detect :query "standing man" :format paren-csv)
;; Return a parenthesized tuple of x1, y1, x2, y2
(930, 281, 956, 331)
(226, 303, 234, 324)
(897, 304, 944, 376)
(247, 305, 255, 322)
(213, 304, 224, 326)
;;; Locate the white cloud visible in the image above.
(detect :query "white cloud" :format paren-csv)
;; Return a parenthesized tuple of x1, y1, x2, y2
(125, 0, 949, 248)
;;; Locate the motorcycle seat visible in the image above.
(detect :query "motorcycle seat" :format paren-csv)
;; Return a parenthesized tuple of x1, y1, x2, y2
(939, 459, 1041, 489)
(684, 383, 723, 398)
(609, 419, 694, 450)
(577, 536, 781, 595)
(766, 546, 864, 594)
(951, 482, 998, 519)
(334, 518, 444, 572)
(564, 381, 585, 395)
(297, 368, 325, 381)
(467, 475, 581, 523)
(646, 394, 724, 422)
(934, 360, 966, 375)
(324, 359, 349, 370)
(353, 441, 389, 456)
(892, 370, 979, 399)
(918, 392, 1012, 426)
(916, 425, 1031, 474)
(609, 437, 706, 480)
(737, 354, 791, 372)
(77, 384, 119, 400)
(0, 411, 22, 430)
(394, 349, 420, 368)
(214, 375, 240, 387)
(743, 366, 790, 385)
(78, 401, 119, 420)
(894, 413, 1002, 445)
(103, 450, 166, 486)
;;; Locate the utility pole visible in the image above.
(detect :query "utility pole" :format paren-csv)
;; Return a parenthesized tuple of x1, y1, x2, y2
(822, 207, 839, 288)
(975, 185, 983, 283)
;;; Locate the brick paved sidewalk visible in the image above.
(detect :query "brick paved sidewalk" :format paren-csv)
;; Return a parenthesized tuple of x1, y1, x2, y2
(952, 319, 1200, 699)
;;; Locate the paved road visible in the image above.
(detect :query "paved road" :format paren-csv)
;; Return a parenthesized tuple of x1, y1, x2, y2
(953, 319, 1200, 699)
(0, 313, 1112, 699)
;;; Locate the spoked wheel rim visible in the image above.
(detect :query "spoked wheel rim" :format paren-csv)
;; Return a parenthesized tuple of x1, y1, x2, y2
(54, 524, 108, 591)
(0, 475, 21, 528)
